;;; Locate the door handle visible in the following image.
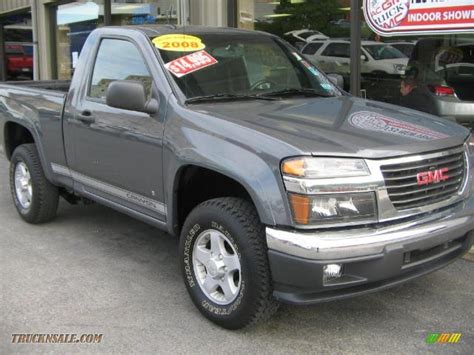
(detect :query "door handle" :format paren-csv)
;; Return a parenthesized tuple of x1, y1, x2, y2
(77, 110, 95, 124)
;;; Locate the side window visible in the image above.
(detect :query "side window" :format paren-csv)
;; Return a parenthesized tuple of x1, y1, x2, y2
(89, 39, 152, 100)
(302, 43, 324, 55)
(322, 43, 350, 58)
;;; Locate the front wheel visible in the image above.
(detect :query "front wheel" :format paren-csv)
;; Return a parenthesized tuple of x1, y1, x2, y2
(179, 197, 279, 329)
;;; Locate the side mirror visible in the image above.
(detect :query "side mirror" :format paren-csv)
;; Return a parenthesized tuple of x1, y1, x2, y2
(327, 73, 344, 88)
(106, 80, 158, 114)
(361, 54, 368, 62)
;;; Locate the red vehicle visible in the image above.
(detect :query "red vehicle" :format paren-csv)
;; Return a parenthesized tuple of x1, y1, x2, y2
(6, 44, 33, 79)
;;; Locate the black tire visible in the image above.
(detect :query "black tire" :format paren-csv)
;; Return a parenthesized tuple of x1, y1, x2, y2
(10, 144, 59, 224)
(179, 197, 279, 329)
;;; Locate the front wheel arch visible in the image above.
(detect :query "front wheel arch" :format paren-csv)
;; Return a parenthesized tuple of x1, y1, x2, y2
(171, 164, 272, 235)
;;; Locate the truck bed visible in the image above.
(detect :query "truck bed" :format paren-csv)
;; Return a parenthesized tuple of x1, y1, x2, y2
(3, 80, 71, 93)
(0, 80, 69, 169)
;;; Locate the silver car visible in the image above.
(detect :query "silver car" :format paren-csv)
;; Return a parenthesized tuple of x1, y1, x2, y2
(403, 39, 474, 128)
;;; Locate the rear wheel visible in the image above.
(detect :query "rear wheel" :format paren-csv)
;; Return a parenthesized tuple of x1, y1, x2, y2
(179, 197, 279, 329)
(10, 144, 59, 224)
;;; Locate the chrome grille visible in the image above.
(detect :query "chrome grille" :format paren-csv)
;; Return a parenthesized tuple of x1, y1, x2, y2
(381, 148, 466, 210)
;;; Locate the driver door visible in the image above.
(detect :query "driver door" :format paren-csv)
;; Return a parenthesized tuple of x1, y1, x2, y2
(66, 38, 167, 222)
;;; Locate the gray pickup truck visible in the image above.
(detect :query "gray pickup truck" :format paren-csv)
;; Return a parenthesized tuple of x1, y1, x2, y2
(1, 26, 473, 329)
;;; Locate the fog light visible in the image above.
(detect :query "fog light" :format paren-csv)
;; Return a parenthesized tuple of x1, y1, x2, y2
(323, 264, 343, 283)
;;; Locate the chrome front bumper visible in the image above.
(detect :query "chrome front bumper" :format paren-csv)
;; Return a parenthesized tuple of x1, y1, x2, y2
(267, 197, 474, 261)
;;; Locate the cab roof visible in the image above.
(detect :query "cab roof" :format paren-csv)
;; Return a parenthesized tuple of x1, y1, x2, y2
(113, 25, 270, 38)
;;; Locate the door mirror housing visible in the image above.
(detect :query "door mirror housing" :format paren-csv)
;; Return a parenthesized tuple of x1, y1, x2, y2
(361, 54, 368, 62)
(106, 80, 158, 114)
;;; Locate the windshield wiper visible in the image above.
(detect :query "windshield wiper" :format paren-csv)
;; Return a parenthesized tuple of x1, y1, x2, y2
(185, 93, 278, 104)
(260, 88, 334, 98)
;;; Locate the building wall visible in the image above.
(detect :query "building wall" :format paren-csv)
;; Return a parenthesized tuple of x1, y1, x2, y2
(2, 0, 225, 80)
(0, 0, 31, 14)
(190, 0, 227, 27)
(36, 1, 56, 80)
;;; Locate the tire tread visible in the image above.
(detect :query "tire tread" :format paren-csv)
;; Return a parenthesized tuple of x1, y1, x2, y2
(10, 144, 59, 224)
(183, 197, 279, 328)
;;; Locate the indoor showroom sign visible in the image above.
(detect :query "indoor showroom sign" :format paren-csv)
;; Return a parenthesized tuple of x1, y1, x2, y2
(364, 0, 474, 36)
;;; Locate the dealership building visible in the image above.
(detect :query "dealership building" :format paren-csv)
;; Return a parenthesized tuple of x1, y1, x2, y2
(0, 0, 473, 108)
(1, 0, 225, 81)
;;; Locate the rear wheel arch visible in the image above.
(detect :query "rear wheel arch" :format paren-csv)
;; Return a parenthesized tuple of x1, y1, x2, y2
(4, 121, 35, 160)
(3, 121, 54, 183)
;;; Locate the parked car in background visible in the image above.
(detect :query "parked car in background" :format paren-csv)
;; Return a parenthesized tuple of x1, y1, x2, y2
(388, 41, 416, 58)
(330, 19, 351, 29)
(5, 44, 33, 80)
(283, 29, 328, 49)
(302, 40, 408, 76)
(400, 39, 474, 128)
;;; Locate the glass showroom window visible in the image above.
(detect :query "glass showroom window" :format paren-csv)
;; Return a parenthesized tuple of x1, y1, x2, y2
(55, 1, 105, 80)
(236, 1, 474, 128)
(3, 12, 34, 81)
(55, 1, 180, 80)
(394, 34, 474, 128)
(110, 0, 179, 26)
(236, 0, 354, 87)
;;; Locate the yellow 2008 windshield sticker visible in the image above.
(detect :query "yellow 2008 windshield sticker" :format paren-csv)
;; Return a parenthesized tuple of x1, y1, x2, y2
(152, 34, 205, 52)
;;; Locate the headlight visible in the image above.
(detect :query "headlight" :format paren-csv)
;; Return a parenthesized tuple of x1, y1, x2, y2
(282, 157, 370, 179)
(282, 157, 377, 226)
(288, 192, 377, 225)
(394, 64, 406, 73)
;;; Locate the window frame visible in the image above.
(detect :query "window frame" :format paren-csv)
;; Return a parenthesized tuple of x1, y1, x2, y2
(321, 42, 351, 59)
(302, 42, 324, 55)
(86, 36, 155, 104)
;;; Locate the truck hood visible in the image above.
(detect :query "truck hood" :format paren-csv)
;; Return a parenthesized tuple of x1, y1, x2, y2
(191, 96, 469, 159)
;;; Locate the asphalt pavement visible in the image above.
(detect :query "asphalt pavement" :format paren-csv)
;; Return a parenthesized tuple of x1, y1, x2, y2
(1, 155, 473, 354)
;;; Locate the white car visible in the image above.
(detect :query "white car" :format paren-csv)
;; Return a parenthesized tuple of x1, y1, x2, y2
(330, 19, 351, 28)
(283, 30, 329, 49)
(301, 40, 408, 76)
(387, 41, 416, 58)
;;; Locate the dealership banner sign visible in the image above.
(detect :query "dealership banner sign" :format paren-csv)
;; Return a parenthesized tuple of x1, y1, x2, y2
(364, 0, 474, 36)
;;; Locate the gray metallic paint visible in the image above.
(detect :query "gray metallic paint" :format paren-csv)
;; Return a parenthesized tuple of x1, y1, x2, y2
(0, 26, 471, 237)
(0, 85, 68, 185)
(190, 96, 469, 159)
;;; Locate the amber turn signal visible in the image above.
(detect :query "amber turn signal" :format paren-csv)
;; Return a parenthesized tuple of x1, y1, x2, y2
(282, 159, 305, 177)
(288, 193, 310, 225)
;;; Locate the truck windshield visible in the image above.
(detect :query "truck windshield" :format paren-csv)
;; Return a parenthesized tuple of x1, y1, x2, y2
(154, 32, 340, 101)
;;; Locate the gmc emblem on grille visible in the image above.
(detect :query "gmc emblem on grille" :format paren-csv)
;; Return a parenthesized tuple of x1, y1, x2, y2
(417, 168, 449, 186)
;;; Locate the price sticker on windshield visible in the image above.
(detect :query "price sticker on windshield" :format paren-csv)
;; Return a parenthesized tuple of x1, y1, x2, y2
(164, 50, 218, 78)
